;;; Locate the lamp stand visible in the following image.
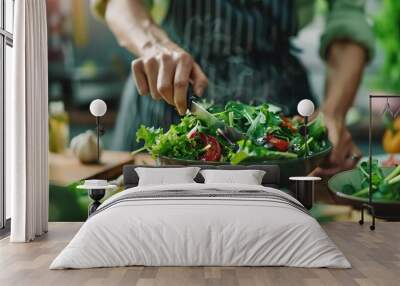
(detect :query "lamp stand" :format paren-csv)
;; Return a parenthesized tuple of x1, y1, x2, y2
(88, 189, 106, 216)
(96, 116, 100, 163)
(303, 116, 309, 157)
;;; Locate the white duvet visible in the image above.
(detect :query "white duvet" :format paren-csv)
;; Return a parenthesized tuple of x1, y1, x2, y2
(50, 183, 350, 269)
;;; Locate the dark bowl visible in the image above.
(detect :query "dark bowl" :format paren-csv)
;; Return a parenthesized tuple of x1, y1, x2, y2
(157, 145, 332, 187)
(328, 168, 400, 220)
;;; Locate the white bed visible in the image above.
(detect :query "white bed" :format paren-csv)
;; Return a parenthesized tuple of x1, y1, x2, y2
(50, 183, 350, 269)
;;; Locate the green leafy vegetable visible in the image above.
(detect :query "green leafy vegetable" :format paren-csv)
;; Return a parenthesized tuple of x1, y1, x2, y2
(230, 139, 297, 165)
(134, 101, 330, 164)
(342, 184, 357, 195)
(341, 160, 400, 201)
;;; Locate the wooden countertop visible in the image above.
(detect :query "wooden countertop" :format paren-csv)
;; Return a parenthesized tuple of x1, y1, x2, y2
(49, 150, 155, 187)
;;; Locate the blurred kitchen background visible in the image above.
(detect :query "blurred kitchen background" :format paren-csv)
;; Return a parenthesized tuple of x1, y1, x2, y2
(47, 0, 400, 221)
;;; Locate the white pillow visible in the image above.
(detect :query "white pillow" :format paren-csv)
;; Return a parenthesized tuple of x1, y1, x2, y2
(135, 167, 200, 186)
(200, 169, 266, 185)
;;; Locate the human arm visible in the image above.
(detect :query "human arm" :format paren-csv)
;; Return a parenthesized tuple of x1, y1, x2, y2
(314, 0, 374, 175)
(316, 41, 366, 176)
(104, 0, 208, 115)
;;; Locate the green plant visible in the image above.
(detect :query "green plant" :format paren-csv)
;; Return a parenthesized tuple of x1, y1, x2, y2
(373, 0, 400, 92)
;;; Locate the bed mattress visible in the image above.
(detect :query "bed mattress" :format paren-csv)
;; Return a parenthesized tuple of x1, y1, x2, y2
(50, 183, 350, 269)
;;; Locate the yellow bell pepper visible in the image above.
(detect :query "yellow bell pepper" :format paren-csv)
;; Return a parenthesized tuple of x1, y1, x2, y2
(383, 117, 400, 153)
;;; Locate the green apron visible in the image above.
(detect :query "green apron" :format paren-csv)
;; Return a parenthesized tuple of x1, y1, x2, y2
(112, 0, 315, 151)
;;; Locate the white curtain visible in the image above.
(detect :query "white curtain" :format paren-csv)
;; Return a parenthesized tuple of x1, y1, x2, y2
(8, 0, 49, 242)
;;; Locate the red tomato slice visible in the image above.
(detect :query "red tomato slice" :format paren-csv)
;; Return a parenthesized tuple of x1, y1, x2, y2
(266, 135, 289, 152)
(199, 133, 221, 161)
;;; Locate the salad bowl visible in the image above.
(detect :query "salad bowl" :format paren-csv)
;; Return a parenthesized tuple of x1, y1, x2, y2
(137, 100, 333, 186)
(328, 167, 400, 220)
(157, 144, 332, 186)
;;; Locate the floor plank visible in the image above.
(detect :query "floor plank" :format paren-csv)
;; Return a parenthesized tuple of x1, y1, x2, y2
(1, 222, 399, 286)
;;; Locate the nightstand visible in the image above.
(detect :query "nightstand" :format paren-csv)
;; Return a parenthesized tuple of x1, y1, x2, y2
(77, 181, 116, 216)
(289, 176, 321, 210)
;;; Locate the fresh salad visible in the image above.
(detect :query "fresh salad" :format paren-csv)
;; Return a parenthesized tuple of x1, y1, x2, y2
(134, 101, 330, 164)
(342, 160, 400, 201)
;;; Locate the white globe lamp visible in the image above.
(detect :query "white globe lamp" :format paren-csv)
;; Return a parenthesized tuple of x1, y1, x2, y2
(297, 99, 315, 157)
(90, 99, 107, 117)
(297, 99, 315, 117)
(89, 99, 107, 163)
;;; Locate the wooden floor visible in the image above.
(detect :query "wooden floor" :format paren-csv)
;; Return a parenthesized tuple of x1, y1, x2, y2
(1, 222, 399, 286)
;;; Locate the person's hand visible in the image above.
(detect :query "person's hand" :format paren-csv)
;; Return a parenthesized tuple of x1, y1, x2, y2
(312, 113, 362, 176)
(131, 43, 208, 115)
